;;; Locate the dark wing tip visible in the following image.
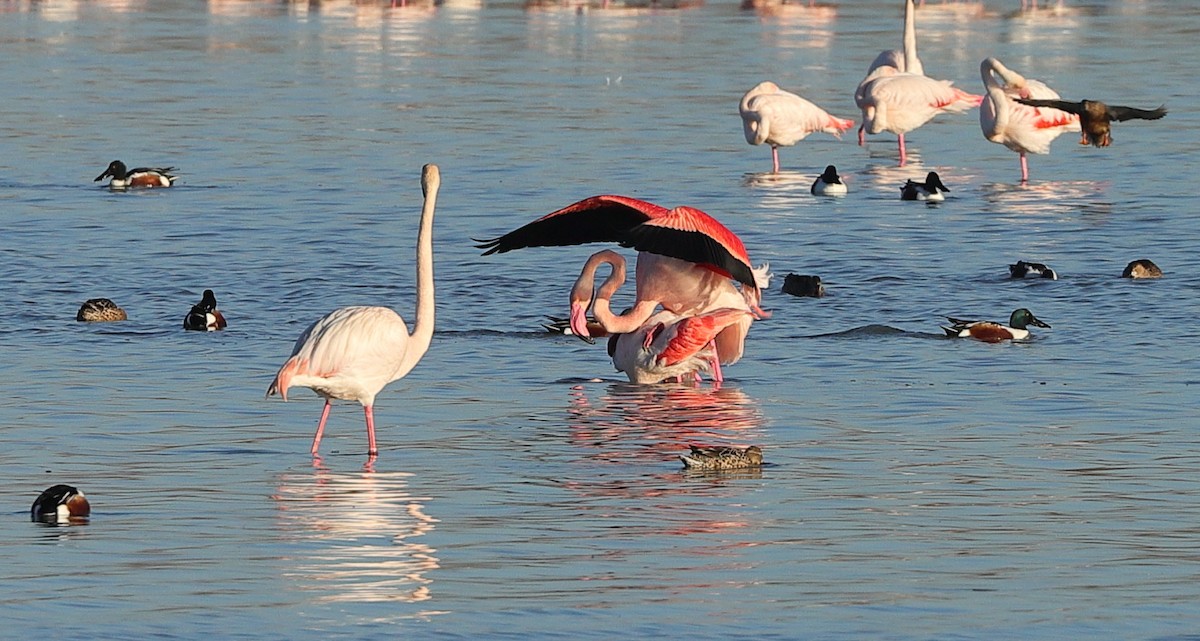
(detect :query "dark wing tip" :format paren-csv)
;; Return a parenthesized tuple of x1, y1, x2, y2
(1110, 104, 1167, 121)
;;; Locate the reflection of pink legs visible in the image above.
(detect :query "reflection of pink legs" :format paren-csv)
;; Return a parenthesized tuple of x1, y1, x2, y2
(365, 405, 378, 456)
(311, 401, 332, 455)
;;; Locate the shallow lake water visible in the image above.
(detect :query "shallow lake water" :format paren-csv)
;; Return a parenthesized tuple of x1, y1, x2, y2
(1, 0, 1199, 638)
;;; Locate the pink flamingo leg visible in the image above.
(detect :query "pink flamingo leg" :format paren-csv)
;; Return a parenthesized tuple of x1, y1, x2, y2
(771, 146, 781, 174)
(311, 400, 332, 455)
(364, 405, 378, 456)
(1019, 152, 1029, 183)
(708, 341, 724, 383)
(897, 134, 907, 166)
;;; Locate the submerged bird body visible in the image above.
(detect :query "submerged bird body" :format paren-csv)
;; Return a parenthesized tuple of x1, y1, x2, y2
(680, 445, 764, 470)
(810, 165, 847, 196)
(1014, 98, 1166, 147)
(900, 171, 950, 201)
(942, 308, 1050, 342)
(1009, 260, 1058, 280)
(268, 164, 440, 457)
(183, 289, 227, 331)
(781, 274, 824, 298)
(94, 160, 176, 189)
(31, 484, 91, 522)
(1122, 259, 1162, 279)
(76, 298, 127, 322)
(739, 81, 854, 173)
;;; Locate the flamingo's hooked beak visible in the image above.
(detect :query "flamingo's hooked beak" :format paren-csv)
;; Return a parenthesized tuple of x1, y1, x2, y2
(569, 300, 592, 340)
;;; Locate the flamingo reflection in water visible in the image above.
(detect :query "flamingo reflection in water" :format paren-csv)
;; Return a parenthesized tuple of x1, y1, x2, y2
(273, 464, 442, 613)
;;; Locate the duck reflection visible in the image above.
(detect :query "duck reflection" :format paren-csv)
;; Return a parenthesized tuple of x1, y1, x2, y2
(273, 463, 441, 609)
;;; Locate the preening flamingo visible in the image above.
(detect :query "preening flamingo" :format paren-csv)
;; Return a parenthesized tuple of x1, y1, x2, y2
(476, 195, 770, 365)
(979, 57, 1080, 182)
(857, 0, 982, 165)
(854, 0, 923, 146)
(608, 308, 752, 384)
(267, 164, 440, 458)
(738, 81, 854, 173)
(1013, 97, 1166, 148)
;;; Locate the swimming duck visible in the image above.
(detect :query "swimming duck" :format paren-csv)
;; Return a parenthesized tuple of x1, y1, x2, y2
(1008, 260, 1058, 280)
(94, 160, 177, 189)
(541, 314, 601, 344)
(680, 445, 763, 470)
(183, 289, 227, 331)
(76, 297, 128, 322)
(810, 165, 848, 196)
(1122, 259, 1162, 279)
(942, 308, 1050, 342)
(900, 171, 949, 201)
(781, 273, 825, 298)
(31, 484, 91, 523)
(1013, 98, 1166, 148)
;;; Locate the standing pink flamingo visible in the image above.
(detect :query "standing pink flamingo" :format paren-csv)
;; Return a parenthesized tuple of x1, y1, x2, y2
(739, 81, 855, 173)
(476, 195, 770, 365)
(979, 57, 1080, 182)
(857, 0, 982, 165)
(854, 0, 923, 146)
(610, 308, 753, 384)
(267, 164, 440, 458)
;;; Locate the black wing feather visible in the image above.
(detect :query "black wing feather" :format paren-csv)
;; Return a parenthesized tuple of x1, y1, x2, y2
(621, 226, 756, 287)
(474, 200, 653, 255)
(1107, 104, 1167, 122)
(1014, 98, 1082, 115)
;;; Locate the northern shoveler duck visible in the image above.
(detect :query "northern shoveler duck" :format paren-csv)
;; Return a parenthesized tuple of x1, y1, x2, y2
(183, 289, 227, 331)
(900, 171, 949, 201)
(942, 307, 1050, 342)
(781, 273, 825, 298)
(810, 165, 848, 196)
(680, 445, 763, 470)
(31, 484, 91, 523)
(1014, 98, 1166, 148)
(1009, 260, 1058, 280)
(1122, 259, 1162, 279)
(76, 297, 128, 322)
(94, 160, 177, 189)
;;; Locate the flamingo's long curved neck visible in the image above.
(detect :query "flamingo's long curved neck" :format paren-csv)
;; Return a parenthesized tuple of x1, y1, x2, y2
(902, 0, 923, 75)
(569, 250, 657, 337)
(393, 164, 440, 381)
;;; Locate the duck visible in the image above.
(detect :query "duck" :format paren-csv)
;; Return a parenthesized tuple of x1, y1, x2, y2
(1008, 260, 1058, 280)
(76, 297, 128, 322)
(900, 171, 949, 201)
(810, 165, 848, 196)
(541, 314, 601, 344)
(1013, 98, 1166, 148)
(1122, 259, 1162, 279)
(941, 308, 1050, 342)
(183, 289, 227, 331)
(680, 445, 764, 470)
(31, 484, 91, 523)
(781, 273, 825, 298)
(94, 160, 177, 189)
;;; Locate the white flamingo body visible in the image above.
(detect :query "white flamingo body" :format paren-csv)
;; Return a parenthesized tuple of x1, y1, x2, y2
(979, 57, 1079, 181)
(739, 81, 854, 172)
(857, 0, 982, 164)
(611, 308, 751, 384)
(268, 164, 440, 458)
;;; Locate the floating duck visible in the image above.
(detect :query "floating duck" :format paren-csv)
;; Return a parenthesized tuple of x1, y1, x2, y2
(900, 171, 949, 201)
(810, 165, 848, 196)
(680, 445, 763, 470)
(76, 298, 127, 322)
(781, 274, 825, 298)
(94, 160, 177, 189)
(1009, 260, 1058, 280)
(942, 308, 1050, 342)
(31, 484, 91, 523)
(541, 314, 601, 344)
(1013, 98, 1166, 147)
(1122, 259, 1162, 279)
(183, 289, 227, 331)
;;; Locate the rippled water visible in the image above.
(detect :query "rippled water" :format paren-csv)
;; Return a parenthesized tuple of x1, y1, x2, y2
(2, 1, 1199, 638)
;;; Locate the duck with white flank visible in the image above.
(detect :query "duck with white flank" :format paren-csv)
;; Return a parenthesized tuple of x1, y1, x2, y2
(94, 160, 177, 189)
(942, 308, 1050, 343)
(31, 484, 91, 523)
(183, 289, 228, 331)
(900, 171, 950, 201)
(1009, 260, 1058, 280)
(810, 165, 847, 196)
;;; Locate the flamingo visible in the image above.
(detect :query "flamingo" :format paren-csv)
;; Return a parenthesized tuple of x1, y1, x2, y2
(857, 0, 982, 165)
(476, 195, 770, 365)
(267, 164, 440, 458)
(854, 0, 923, 145)
(609, 308, 752, 384)
(738, 81, 854, 173)
(979, 57, 1080, 182)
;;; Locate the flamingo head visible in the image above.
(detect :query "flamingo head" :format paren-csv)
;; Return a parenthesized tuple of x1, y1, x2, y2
(569, 299, 593, 339)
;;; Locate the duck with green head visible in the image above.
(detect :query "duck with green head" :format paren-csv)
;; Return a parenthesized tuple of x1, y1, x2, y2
(942, 308, 1049, 342)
